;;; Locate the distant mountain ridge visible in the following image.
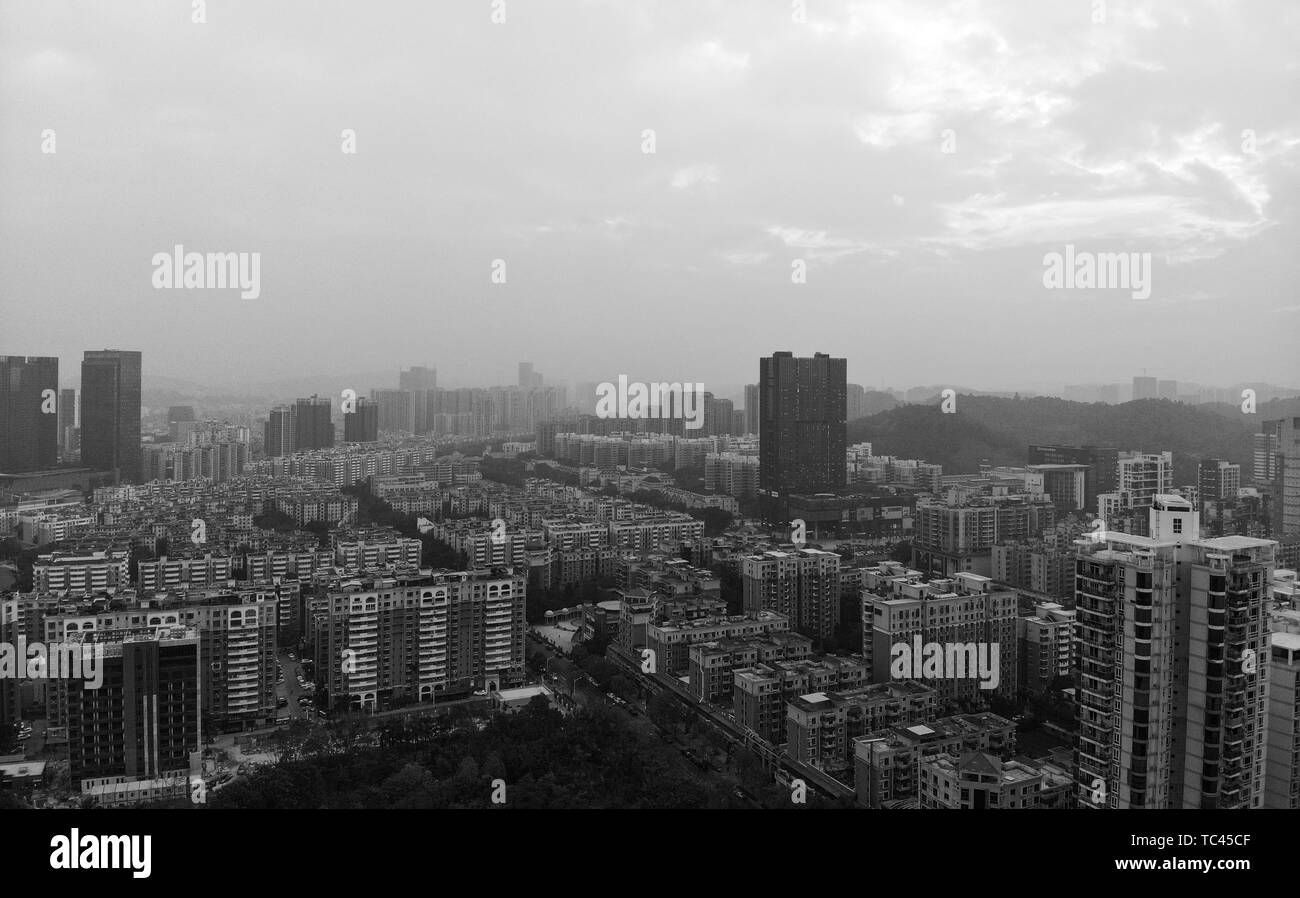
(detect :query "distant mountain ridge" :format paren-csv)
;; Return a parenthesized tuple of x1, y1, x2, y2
(848, 395, 1300, 481)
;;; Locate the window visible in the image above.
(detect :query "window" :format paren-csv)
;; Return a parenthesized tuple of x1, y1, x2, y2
(1173, 519, 1183, 534)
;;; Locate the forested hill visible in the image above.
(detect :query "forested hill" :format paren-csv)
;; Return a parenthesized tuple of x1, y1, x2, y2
(847, 395, 1300, 480)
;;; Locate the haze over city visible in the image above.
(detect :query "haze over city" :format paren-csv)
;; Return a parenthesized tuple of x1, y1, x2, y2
(4, 0, 1300, 870)
(2, 0, 1297, 391)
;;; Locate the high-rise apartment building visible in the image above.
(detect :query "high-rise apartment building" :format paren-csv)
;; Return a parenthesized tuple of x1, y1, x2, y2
(1274, 418, 1300, 538)
(1017, 601, 1075, 694)
(1027, 464, 1088, 512)
(264, 405, 297, 457)
(1199, 459, 1241, 511)
(743, 383, 759, 436)
(1097, 451, 1174, 520)
(44, 589, 279, 731)
(860, 566, 1019, 705)
(1265, 632, 1300, 808)
(1132, 376, 1158, 401)
(846, 382, 867, 421)
(705, 452, 760, 499)
(1254, 422, 1280, 487)
(63, 626, 201, 786)
(758, 351, 847, 519)
(344, 397, 379, 442)
(293, 395, 334, 451)
(80, 350, 142, 483)
(702, 392, 734, 437)
(1075, 495, 1275, 809)
(312, 568, 526, 709)
(0, 355, 59, 473)
(517, 362, 542, 389)
(0, 597, 20, 730)
(371, 388, 414, 434)
(912, 496, 1056, 578)
(741, 548, 842, 643)
(398, 367, 437, 432)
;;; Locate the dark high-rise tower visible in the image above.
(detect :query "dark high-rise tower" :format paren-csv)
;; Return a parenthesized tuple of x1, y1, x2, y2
(293, 395, 334, 450)
(0, 355, 59, 472)
(344, 398, 379, 442)
(264, 406, 297, 457)
(758, 351, 847, 519)
(80, 350, 142, 483)
(743, 383, 760, 436)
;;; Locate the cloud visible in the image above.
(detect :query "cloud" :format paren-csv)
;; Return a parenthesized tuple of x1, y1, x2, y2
(670, 164, 719, 191)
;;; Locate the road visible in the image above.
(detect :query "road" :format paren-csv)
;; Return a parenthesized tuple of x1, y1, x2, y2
(275, 647, 312, 720)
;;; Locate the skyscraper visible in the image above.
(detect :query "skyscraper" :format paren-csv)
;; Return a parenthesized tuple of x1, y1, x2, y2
(703, 392, 734, 437)
(80, 350, 142, 483)
(0, 355, 58, 472)
(1253, 421, 1280, 487)
(293, 395, 334, 450)
(846, 382, 867, 421)
(264, 406, 297, 457)
(1275, 417, 1300, 538)
(57, 387, 76, 460)
(518, 362, 534, 388)
(399, 367, 437, 432)
(758, 351, 847, 519)
(371, 388, 415, 434)
(743, 383, 759, 436)
(344, 397, 379, 442)
(1074, 495, 1274, 808)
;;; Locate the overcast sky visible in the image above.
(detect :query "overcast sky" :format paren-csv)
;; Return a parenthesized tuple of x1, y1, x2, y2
(1, 0, 1296, 395)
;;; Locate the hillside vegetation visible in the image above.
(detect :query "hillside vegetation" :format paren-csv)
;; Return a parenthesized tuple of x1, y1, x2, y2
(848, 396, 1299, 479)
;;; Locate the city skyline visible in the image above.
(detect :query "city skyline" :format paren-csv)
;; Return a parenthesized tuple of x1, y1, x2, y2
(3, 0, 1300, 846)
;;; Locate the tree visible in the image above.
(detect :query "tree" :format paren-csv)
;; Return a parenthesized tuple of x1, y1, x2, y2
(252, 509, 298, 532)
(694, 508, 734, 537)
(609, 675, 636, 701)
(734, 749, 768, 792)
(647, 691, 682, 734)
(270, 718, 314, 763)
(889, 540, 914, 565)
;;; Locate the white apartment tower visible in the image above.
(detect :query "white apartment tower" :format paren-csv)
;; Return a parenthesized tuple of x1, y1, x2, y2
(1075, 495, 1275, 809)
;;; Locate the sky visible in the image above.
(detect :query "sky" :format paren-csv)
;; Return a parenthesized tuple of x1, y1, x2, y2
(1, 0, 1297, 395)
